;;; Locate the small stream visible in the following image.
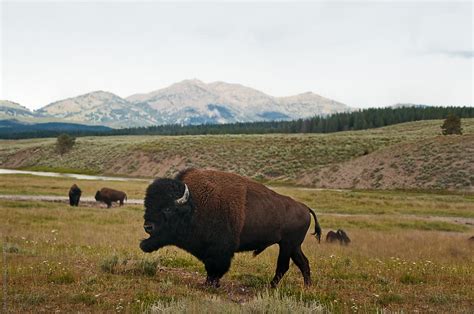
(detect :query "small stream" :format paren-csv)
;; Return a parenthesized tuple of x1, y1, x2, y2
(0, 168, 149, 182)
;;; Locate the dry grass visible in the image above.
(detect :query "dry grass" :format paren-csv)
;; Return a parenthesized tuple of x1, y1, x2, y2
(273, 187, 474, 218)
(1, 180, 473, 312)
(0, 174, 149, 198)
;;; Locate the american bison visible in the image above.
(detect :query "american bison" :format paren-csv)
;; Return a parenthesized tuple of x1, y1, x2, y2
(326, 229, 351, 245)
(95, 188, 127, 208)
(140, 168, 321, 288)
(68, 184, 81, 206)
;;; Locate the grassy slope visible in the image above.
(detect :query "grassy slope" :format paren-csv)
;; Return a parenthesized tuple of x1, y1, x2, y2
(298, 134, 474, 190)
(0, 181, 473, 312)
(0, 119, 473, 189)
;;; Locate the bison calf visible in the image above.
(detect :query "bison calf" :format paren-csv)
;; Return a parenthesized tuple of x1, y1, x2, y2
(68, 184, 81, 206)
(140, 168, 322, 288)
(326, 229, 351, 245)
(95, 188, 127, 208)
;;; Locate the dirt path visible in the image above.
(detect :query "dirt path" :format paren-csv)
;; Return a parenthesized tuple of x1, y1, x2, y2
(323, 213, 474, 227)
(0, 194, 143, 205)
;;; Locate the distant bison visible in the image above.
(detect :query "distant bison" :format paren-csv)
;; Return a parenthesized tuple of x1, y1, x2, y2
(140, 168, 322, 288)
(95, 188, 127, 208)
(68, 184, 81, 206)
(326, 229, 351, 245)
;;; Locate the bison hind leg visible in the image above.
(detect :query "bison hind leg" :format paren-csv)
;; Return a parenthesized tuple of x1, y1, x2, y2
(291, 246, 312, 286)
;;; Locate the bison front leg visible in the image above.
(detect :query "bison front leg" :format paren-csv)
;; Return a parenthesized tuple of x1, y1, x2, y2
(203, 255, 232, 288)
(270, 243, 292, 288)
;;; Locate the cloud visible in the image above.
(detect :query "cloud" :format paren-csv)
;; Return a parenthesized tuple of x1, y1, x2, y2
(438, 50, 474, 59)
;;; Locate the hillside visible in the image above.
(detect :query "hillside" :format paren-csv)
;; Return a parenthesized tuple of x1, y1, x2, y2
(0, 119, 472, 190)
(298, 135, 473, 190)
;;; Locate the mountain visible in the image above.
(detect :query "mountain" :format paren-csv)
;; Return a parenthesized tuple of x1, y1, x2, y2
(3, 79, 352, 128)
(391, 103, 430, 109)
(0, 100, 35, 119)
(35, 91, 160, 128)
(126, 79, 351, 125)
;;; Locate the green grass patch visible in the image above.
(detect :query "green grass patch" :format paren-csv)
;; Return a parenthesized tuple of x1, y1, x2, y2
(400, 273, 425, 284)
(377, 293, 404, 306)
(20, 166, 100, 175)
(70, 293, 97, 305)
(48, 271, 75, 284)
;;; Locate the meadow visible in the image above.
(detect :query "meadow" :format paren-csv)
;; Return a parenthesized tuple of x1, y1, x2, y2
(1, 174, 473, 312)
(1, 119, 473, 190)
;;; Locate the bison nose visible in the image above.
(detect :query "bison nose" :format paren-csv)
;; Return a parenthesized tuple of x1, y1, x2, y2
(144, 222, 154, 234)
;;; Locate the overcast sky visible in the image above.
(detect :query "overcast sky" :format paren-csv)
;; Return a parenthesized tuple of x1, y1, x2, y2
(1, 1, 472, 110)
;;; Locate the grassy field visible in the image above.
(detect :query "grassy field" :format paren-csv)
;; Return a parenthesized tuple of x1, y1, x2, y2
(1, 175, 473, 312)
(0, 119, 473, 190)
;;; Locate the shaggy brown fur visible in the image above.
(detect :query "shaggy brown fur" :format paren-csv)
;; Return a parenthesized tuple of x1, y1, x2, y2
(95, 188, 127, 208)
(68, 184, 81, 206)
(140, 168, 322, 288)
(326, 229, 351, 245)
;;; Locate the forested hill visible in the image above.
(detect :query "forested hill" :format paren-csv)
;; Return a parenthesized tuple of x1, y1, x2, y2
(1, 106, 472, 139)
(114, 106, 473, 136)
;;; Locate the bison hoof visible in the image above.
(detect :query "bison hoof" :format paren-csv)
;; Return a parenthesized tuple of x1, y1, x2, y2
(205, 278, 221, 288)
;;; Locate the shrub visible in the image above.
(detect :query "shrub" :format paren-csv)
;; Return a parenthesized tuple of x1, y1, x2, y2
(56, 133, 76, 155)
(441, 114, 462, 135)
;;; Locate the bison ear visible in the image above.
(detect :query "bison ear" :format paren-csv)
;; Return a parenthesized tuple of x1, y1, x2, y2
(175, 184, 189, 205)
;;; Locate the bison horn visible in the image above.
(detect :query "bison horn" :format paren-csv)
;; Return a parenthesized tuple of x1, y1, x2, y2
(175, 184, 189, 205)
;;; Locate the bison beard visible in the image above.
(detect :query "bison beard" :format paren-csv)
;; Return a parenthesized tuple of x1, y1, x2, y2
(140, 168, 321, 288)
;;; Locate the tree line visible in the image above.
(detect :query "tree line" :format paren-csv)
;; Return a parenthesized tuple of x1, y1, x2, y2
(104, 106, 474, 136)
(2, 106, 473, 139)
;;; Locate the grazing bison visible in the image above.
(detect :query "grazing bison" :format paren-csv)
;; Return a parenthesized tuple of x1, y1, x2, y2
(140, 168, 322, 288)
(68, 184, 81, 206)
(326, 229, 351, 245)
(95, 188, 127, 208)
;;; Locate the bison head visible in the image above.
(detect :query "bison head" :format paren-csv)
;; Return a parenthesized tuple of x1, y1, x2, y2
(140, 178, 194, 253)
(94, 191, 102, 201)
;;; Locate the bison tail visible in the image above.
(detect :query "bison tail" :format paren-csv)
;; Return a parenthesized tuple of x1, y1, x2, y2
(125, 194, 128, 201)
(308, 208, 322, 243)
